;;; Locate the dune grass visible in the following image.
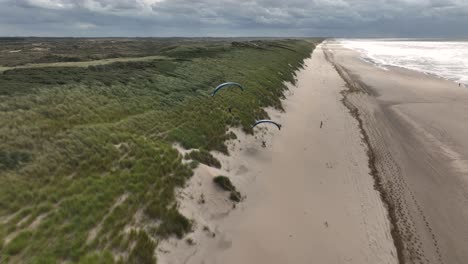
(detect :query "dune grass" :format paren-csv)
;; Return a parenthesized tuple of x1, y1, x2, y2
(213, 176, 241, 202)
(0, 37, 191, 67)
(184, 149, 222, 168)
(0, 38, 318, 263)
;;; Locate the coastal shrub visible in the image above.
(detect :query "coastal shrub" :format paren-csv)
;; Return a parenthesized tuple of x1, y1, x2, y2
(0, 151, 32, 170)
(128, 232, 156, 264)
(184, 149, 221, 168)
(229, 191, 242, 202)
(213, 175, 235, 191)
(189, 160, 200, 169)
(5, 231, 32, 255)
(213, 175, 241, 202)
(145, 200, 165, 219)
(0, 37, 183, 67)
(156, 208, 192, 239)
(79, 251, 115, 264)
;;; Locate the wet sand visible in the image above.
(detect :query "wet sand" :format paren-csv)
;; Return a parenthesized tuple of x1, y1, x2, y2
(158, 44, 398, 264)
(324, 41, 468, 264)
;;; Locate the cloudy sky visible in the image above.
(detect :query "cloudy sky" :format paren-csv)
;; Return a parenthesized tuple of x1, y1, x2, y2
(0, 0, 467, 37)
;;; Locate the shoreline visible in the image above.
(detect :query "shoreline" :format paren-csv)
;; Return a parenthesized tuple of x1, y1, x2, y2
(340, 40, 468, 87)
(362, 59, 468, 88)
(323, 45, 405, 264)
(325, 41, 468, 264)
(158, 44, 398, 264)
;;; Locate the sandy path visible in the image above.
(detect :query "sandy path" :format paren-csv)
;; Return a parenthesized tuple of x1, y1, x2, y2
(0, 55, 169, 72)
(324, 42, 468, 264)
(158, 44, 397, 264)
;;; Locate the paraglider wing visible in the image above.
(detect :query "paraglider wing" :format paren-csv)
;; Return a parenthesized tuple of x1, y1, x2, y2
(251, 119, 282, 130)
(211, 82, 244, 97)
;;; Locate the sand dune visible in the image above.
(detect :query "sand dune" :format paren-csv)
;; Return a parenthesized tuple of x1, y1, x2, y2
(158, 44, 398, 264)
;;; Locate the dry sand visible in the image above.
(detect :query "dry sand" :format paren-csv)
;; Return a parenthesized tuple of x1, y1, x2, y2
(323, 41, 468, 264)
(157, 44, 398, 264)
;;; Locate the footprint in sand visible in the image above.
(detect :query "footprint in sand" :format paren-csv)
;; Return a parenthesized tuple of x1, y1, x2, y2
(217, 234, 233, 250)
(236, 165, 248, 175)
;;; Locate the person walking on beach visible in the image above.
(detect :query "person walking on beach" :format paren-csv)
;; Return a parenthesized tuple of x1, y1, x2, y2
(320, 121, 323, 128)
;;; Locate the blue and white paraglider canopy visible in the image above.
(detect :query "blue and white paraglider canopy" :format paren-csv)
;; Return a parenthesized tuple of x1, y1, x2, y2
(211, 82, 244, 97)
(251, 119, 282, 130)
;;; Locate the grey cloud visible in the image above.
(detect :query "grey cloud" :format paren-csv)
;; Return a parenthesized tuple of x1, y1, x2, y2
(0, 0, 467, 37)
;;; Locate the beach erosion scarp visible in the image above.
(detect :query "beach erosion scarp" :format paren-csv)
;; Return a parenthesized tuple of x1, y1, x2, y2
(157, 44, 399, 264)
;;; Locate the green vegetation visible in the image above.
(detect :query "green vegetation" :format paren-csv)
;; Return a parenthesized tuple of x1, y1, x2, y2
(213, 176, 241, 202)
(155, 207, 192, 239)
(213, 175, 235, 191)
(128, 232, 157, 264)
(0, 37, 318, 263)
(4, 231, 32, 255)
(0, 55, 170, 73)
(0, 37, 193, 67)
(229, 192, 242, 203)
(184, 149, 221, 168)
(79, 251, 115, 264)
(0, 151, 32, 170)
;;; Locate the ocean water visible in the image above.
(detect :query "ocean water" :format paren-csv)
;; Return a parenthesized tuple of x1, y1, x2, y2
(340, 39, 468, 85)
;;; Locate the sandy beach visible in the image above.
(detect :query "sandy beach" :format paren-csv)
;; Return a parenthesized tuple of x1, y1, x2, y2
(3, 1, 467, 262)
(158, 41, 468, 264)
(158, 44, 398, 264)
(324, 41, 468, 264)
